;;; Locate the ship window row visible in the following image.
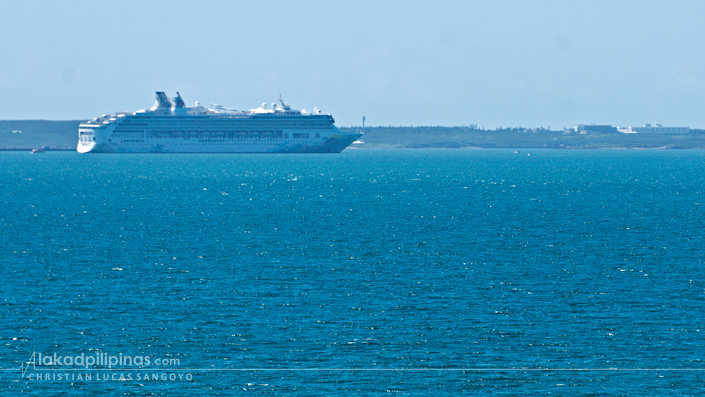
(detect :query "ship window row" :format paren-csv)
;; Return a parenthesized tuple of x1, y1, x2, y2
(142, 129, 328, 134)
(112, 135, 145, 138)
(109, 139, 144, 143)
(130, 119, 329, 125)
(136, 115, 328, 120)
(105, 140, 318, 149)
(153, 115, 330, 120)
(136, 124, 328, 127)
(135, 125, 329, 130)
(145, 130, 291, 139)
(140, 131, 323, 140)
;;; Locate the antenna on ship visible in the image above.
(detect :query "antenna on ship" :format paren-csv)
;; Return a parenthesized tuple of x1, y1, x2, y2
(278, 94, 290, 111)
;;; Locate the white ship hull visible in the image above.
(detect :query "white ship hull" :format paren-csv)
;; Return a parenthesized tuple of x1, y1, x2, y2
(77, 129, 359, 154)
(77, 92, 360, 154)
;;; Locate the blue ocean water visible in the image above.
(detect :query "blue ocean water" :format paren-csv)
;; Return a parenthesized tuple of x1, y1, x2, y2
(1, 149, 705, 395)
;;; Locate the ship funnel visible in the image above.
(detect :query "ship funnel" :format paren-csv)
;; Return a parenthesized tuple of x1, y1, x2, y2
(174, 92, 186, 108)
(152, 92, 174, 111)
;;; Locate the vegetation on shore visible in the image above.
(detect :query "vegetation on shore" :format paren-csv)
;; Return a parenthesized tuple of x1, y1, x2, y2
(0, 120, 80, 149)
(340, 126, 705, 149)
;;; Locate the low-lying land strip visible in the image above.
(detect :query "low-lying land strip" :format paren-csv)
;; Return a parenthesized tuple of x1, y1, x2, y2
(0, 120, 81, 150)
(340, 126, 705, 149)
(2, 121, 705, 150)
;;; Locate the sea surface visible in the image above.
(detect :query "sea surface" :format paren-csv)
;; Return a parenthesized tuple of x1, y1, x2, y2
(1, 149, 704, 395)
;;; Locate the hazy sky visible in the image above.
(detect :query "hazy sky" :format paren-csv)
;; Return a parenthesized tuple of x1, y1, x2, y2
(1, 1, 704, 128)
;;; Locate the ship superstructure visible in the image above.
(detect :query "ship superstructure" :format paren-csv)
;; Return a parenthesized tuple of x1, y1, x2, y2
(77, 92, 360, 153)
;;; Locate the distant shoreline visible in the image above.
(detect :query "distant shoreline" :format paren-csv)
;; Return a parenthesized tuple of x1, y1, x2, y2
(0, 148, 74, 151)
(350, 145, 700, 150)
(339, 126, 705, 150)
(3, 120, 705, 150)
(3, 146, 704, 152)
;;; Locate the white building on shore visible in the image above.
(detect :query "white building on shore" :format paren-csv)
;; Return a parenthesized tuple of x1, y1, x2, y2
(618, 124, 689, 134)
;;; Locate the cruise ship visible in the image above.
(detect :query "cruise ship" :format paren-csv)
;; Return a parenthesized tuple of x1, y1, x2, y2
(77, 92, 361, 153)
